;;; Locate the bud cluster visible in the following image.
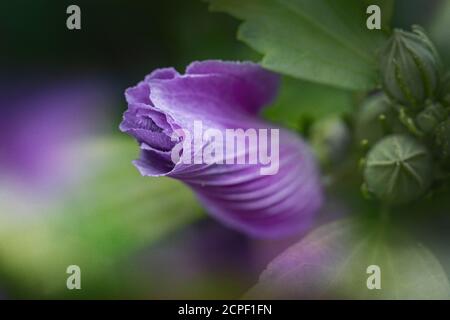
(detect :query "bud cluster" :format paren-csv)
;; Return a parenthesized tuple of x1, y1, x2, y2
(357, 25, 450, 205)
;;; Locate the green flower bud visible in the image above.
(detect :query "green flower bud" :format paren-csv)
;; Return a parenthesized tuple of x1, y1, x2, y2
(364, 134, 433, 205)
(380, 26, 441, 109)
(310, 116, 350, 166)
(415, 103, 448, 135)
(355, 93, 403, 146)
(435, 119, 450, 161)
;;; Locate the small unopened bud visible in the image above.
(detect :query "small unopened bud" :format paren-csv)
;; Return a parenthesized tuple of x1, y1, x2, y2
(355, 93, 403, 146)
(415, 103, 448, 135)
(364, 134, 433, 205)
(310, 116, 350, 166)
(380, 26, 441, 109)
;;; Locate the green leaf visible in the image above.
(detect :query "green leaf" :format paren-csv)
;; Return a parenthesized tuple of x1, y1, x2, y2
(0, 137, 203, 298)
(370, 0, 394, 28)
(263, 76, 353, 129)
(247, 218, 450, 299)
(208, 0, 393, 90)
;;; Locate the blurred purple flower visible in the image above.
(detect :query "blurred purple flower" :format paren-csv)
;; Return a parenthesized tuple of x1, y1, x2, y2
(120, 60, 323, 238)
(246, 224, 338, 299)
(0, 78, 111, 189)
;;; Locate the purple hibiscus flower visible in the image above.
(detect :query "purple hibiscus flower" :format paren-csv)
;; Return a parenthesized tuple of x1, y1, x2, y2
(120, 60, 323, 238)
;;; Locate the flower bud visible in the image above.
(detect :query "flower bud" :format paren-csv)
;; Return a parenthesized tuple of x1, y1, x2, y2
(310, 116, 350, 166)
(380, 26, 441, 109)
(364, 134, 432, 205)
(355, 93, 403, 146)
(435, 119, 450, 161)
(415, 103, 448, 135)
(120, 60, 323, 237)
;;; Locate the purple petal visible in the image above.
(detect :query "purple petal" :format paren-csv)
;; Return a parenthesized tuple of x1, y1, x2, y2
(246, 219, 354, 299)
(186, 60, 280, 114)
